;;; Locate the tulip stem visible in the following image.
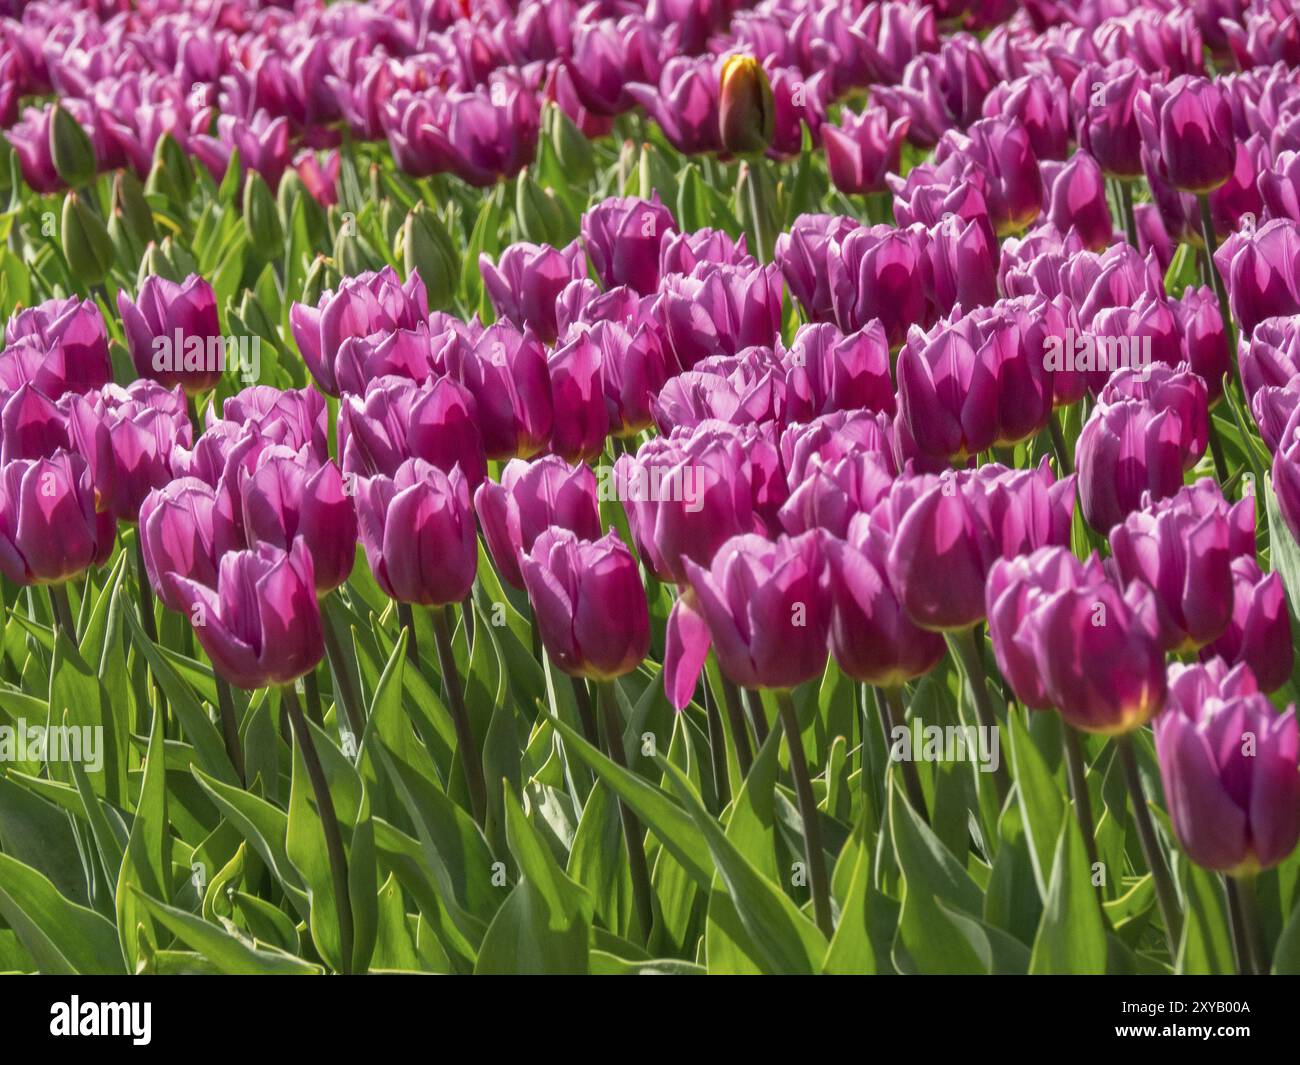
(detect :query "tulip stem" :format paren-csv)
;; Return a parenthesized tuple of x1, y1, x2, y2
(321, 605, 365, 740)
(743, 687, 770, 745)
(1061, 723, 1100, 878)
(878, 686, 929, 824)
(775, 690, 834, 938)
(719, 677, 754, 777)
(304, 669, 324, 726)
(47, 584, 77, 642)
(1197, 193, 1235, 347)
(596, 679, 655, 944)
(396, 602, 420, 668)
(948, 628, 1011, 804)
(131, 533, 168, 722)
(1115, 179, 1137, 247)
(569, 676, 600, 747)
(1226, 874, 1266, 975)
(430, 604, 487, 827)
(1116, 734, 1183, 955)
(281, 684, 353, 974)
(1207, 422, 1230, 482)
(701, 682, 730, 812)
(214, 677, 245, 787)
(742, 160, 771, 263)
(1047, 411, 1073, 476)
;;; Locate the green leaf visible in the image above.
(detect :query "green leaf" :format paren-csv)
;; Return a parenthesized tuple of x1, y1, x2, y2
(1029, 816, 1107, 973)
(0, 851, 125, 973)
(1008, 707, 1065, 900)
(115, 701, 170, 971)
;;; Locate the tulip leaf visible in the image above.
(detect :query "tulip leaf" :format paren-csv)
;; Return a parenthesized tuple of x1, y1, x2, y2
(0, 851, 125, 974)
(1028, 816, 1107, 974)
(1008, 707, 1066, 901)
(1175, 855, 1235, 975)
(115, 705, 171, 970)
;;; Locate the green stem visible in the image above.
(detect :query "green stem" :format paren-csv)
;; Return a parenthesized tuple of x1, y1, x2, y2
(1117, 178, 1137, 246)
(47, 583, 77, 642)
(1208, 420, 1230, 482)
(719, 676, 754, 776)
(429, 603, 487, 826)
(878, 686, 929, 824)
(597, 679, 655, 944)
(948, 628, 1011, 803)
(321, 602, 365, 740)
(1116, 734, 1182, 955)
(743, 160, 771, 263)
(282, 684, 353, 974)
(701, 681, 730, 812)
(1228, 873, 1266, 975)
(775, 690, 833, 938)
(214, 677, 245, 787)
(569, 676, 600, 747)
(1197, 192, 1235, 349)
(743, 687, 770, 746)
(1047, 410, 1073, 476)
(396, 602, 419, 669)
(131, 532, 168, 721)
(304, 668, 323, 726)
(1061, 724, 1100, 884)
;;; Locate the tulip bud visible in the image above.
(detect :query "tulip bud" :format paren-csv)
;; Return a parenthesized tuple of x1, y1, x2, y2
(137, 240, 185, 287)
(549, 105, 593, 186)
(243, 170, 283, 252)
(113, 169, 156, 248)
(515, 168, 571, 247)
(62, 193, 114, 287)
(402, 203, 458, 311)
(145, 132, 193, 207)
(49, 103, 96, 189)
(300, 254, 334, 309)
(718, 55, 775, 156)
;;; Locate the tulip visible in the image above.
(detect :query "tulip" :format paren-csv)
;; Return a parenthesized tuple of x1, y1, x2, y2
(669, 531, 829, 704)
(1043, 152, 1114, 251)
(0, 384, 69, 463)
(582, 319, 673, 437)
(566, 18, 665, 117)
(1098, 363, 1210, 463)
(117, 274, 226, 397)
(5, 297, 111, 397)
(823, 107, 909, 196)
(403, 203, 459, 312)
(657, 263, 783, 371)
(775, 213, 860, 324)
(829, 223, 929, 347)
(780, 320, 894, 423)
(167, 540, 323, 691)
(355, 458, 477, 607)
(218, 385, 328, 464)
(1201, 558, 1293, 693)
(1076, 63, 1148, 180)
(982, 72, 1070, 161)
(718, 54, 774, 157)
(1244, 318, 1300, 407)
(778, 452, 894, 539)
(1076, 397, 1199, 532)
(580, 194, 676, 295)
(547, 330, 609, 464)
(1173, 286, 1231, 403)
(0, 450, 108, 585)
(781, 409, 896, 485)
(1156, 663, 1300, 874)
(480, 240, 585, 345)
(1108, 479, 1245, 653)
(895, 321, 998, 462)
(1214, 219, 1300, 337)
(1260, 149, 1300, 223)
(659, 227, 755, 277)
(1139, 76, 1237, 193)
(924, 212, 998, 318)
(650, 347, 786, 433)
(138, 476, 236, 613)
(1021, 573, 1167, 734)
(933, 117, 1042, 236)
(191, 112, 292, 193)
(241, 452, 356, 595)
(626, 56, 722, 157)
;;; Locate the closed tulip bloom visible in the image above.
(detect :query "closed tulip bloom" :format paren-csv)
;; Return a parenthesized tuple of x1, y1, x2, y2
(68, 382, 192, 521)
(241, 452, 356, 594)
(982, 72, 1070, 161)
(1043, 152, 1114, 251)
(1201, 558, 1294, 693)
(1139, 76, 1236, 193)
(1209, 136, 1266, 238)
(521, 528, 649, 680)
(924, 212, 998, 318)
(1076, 63, 1148, 180)
(1076, 397, 1197, 532)
(118, 274, 224, 396)
(0, 384, 70, 463)
(218, 385, 329, 464)
(659, 227, 755, 277)
(780, 321, 894, 422)
(987, 548, 1103, 710)
(479, 239, 586, 345)
(440, 321, 552, 461)
(547, 329, 609, 463)
(580, 194, 675, 295)
(626, 56, 723, 157)
(0, 450, 107, 585)
(167, 540, 324, 691)
(1260, 149, 1300, 223)
(1107, 479, 1242, 652)
(777, 452, 894, 538)
(436, 77, 540, 187)
(290, 267, 430, 397)
(885, 473, 997, 631)
(775, 213, 860, 323)
(1023, 576, 1167, 734)
(826, 513, 945, 688)
(474, 456, 601, 591)
(1268, 416, 1300, 547)
(670, 531, 829, 703)
(1213, 219, 1300, 336)
(4, 296, 111, 396)
(896, 321, 998, 462)
(1157, 664, 1300, 874)
(582, 319, 672, 437)
(933, 117, 1041, 236)
(1172, 286, 1231, 403)
(1252, 386, 1300, 453)
(781, 409, 896, 486)
(718, 54, 774, 157)
(973, 459, 1078, 558)
(355, 458, 477, 607)
(829, 224, 930, 347)
(823, 107, 909, 195)
(566, 18, 665, 116)
(1097, 363, 1210, 464)
(657, 263, 783, 371)
(617, 426, 761, 585)
(138, 476, 236, 613)
(1242, 317, 1300, 403)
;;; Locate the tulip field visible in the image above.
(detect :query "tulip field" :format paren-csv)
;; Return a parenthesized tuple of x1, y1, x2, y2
(5, 0, 1300, 984)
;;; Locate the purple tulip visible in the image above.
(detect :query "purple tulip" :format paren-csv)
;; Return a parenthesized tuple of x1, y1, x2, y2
(577, 319, 673, 438)
(1076, 63, 1148, 181)
(659, 227, 755, 277)
(580, 194, 676, 296)
(4, 296, 111, 397)
(138, 476, 237, 613)
(1098, 363, 1210, 464)
(657, 263, 783, 372)
(168, 540, 323, 691)
(896, 320, 999, 463)
(0, 385, 70, 464)
(777, 452, 894, 539)
(1156, 662, 1300, 873)
(775, 213, 860, 324)
(117, 274, 224, 397)
(1043, 152, 1114, 251)
(626, 56, 722, 156)
(241, 451, 356, 595)
(290, 267, 430, 397)
(1138, 75, 1236, 194)
(823, 106, 909, 196)
(1242, 316, 1300, 406)
(781, 409, 896, 486)
(474, 455, 601, 591)
(667, 531, 829, 707)
(1260, 148, 1300, 223)
(1107, 479, 1247, 653)
(1200, 558, 1294, 693)
(0, 450, 109, 585)
(521, 528, 649, 680)
(924, 211, 998, 317)
(829, 223, 929, 348)
(191, 112, 292, 193)
(355, 458, 477, 607)
(547, 330, 610, 464)
(982, 72, 1070, 161)
(429, 76, 540, 187)
(1214, 219, 1300, 337)
(217, 385, 328, 464)
(780, 321, 894, 423)
(566, 17, 665, 116)
(933, 117, 1042, 236)
(480, 240, 585, 347)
